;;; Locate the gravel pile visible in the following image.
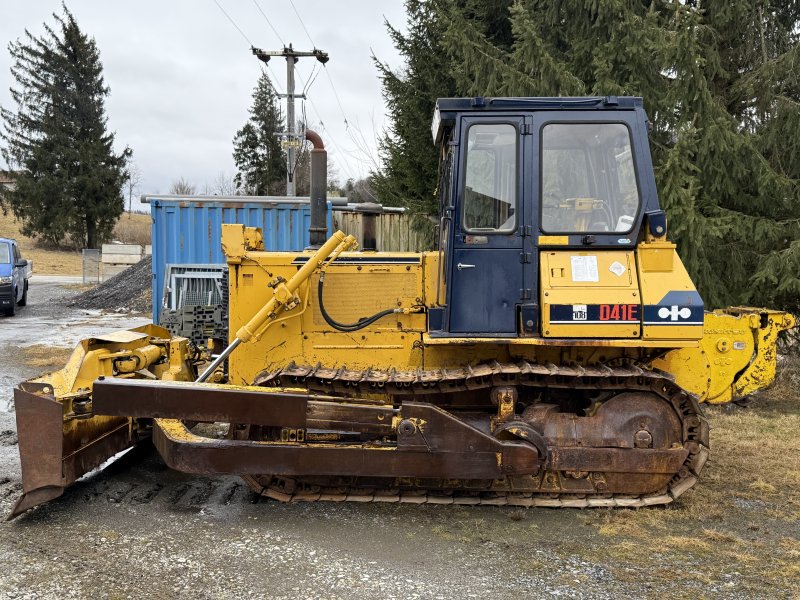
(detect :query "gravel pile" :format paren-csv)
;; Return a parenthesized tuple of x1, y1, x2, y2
(67, 255, 152, 313)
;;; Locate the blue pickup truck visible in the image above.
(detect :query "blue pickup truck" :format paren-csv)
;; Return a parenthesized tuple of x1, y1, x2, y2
(0, 237, 31, 316)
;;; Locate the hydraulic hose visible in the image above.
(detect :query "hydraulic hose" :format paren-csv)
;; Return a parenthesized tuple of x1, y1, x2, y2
(317, 271, 400, 332)
(197, 231, 355, 382)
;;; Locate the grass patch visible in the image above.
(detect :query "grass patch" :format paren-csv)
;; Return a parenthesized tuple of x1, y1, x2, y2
(749, 479, 777, 494)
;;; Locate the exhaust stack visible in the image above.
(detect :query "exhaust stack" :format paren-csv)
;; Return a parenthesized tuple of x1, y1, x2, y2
(305, 129, 328, 249)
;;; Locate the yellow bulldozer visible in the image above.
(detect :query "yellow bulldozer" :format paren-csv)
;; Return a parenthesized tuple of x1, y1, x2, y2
(9, 96, 795, 518)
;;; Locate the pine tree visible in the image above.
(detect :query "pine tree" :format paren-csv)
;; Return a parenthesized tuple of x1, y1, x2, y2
(233, 73, 287, 195)
(371, 0, 460, 216)
(0, 7, 131, 249)
(381, 0, 800, 310)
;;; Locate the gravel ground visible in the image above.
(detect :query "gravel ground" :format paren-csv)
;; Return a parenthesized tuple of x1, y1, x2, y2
(66, 256, 152, 313)
(0, 283, 796, 599)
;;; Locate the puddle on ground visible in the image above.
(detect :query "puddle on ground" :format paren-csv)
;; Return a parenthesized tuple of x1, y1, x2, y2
(0, 282, 151, 412)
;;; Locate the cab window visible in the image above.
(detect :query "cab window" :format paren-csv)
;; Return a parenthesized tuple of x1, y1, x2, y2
(463, 123, 517, 233)
(0, 243, 9, 264)
(541, 123, 640, 234)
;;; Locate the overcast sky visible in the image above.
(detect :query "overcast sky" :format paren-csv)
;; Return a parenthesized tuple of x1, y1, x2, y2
(0, 1, 408, 209)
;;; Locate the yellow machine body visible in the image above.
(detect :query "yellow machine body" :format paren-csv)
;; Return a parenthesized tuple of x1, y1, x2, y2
(222, 225, 793, 404)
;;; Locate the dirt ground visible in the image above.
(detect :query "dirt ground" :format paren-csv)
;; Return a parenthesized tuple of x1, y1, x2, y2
(0, 211, 150, 276)
(0, 283, 798, 599)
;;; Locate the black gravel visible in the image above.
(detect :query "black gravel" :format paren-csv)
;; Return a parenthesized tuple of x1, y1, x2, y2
(67, 255, 152, 313)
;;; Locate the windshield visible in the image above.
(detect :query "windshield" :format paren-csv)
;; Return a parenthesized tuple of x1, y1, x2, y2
(0, 243, 9, 264)
(541, 123, 640, 234)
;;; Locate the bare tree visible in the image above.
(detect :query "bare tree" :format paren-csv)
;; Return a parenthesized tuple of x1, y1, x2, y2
(169, 177, 196, 195)
(125, 160, 142, 217)
(327, 155, 342, 193)
(344, 177, 377, 203)
(212, 171, 237, 196)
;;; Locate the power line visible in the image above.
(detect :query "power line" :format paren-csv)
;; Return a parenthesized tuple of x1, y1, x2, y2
(212, 0, 254, 46)
(251, 0, 285, 46)
(304, 96, 357, 181)
(288, 0, 316, 48)
(294, 64, 378, 181)
(211, 1, 284, 95)
(301, 61, 321, 98)
(323, 67, 350, 129)
(255, 64, 282, 96)
(273, 0, 362, 177)
(211, 1, 360, 186)
(227, 0, 365, 189)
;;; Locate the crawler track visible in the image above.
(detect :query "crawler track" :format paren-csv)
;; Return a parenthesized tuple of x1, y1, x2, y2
(247, 361, 710, 507)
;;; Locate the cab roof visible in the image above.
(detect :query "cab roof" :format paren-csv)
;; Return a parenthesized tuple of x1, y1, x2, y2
(432, 96, 644, 143)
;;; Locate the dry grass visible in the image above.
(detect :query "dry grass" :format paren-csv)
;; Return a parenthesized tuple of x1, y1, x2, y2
(0, 210, 82, 275)
(427, 357, 800, 596)
(21, 344, 74, 368)
(0, 210, 150, 276)
(112, 212, 151, 246)
(577, 356, 800, 594)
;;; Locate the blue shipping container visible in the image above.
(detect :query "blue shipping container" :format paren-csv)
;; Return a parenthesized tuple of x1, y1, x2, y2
(147, 195, 333, 322)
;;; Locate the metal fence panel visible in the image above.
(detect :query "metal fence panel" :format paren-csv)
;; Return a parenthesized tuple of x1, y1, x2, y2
(82, 249, 100, 284)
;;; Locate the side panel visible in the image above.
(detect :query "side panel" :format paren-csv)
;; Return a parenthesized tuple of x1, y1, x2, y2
(227, 252, 427, 386)
(449, 248, 521, 334)
(637, 243, 704, 340)
(540, 250, 640, 338)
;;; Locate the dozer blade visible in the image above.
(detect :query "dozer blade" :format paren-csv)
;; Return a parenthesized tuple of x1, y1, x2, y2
(9, 382, 137, 520)
(9, 325, 195, 520)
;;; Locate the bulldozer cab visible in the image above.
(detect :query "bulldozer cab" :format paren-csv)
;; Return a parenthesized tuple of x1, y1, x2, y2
(430, 96, 663, 337)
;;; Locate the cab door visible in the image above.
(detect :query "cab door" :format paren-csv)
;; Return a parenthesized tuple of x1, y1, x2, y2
(447, 117, 528, 335)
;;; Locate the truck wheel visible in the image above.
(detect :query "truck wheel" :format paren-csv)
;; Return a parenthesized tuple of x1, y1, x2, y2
(4, 300, 14, 316)
(18, 281, 27, 307)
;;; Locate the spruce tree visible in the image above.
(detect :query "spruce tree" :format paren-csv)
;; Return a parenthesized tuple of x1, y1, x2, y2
(232, 73, 287, 195)
(380, 0, 800, 310)
(0, 7, 131, 249)
(372, 0, 460, 216)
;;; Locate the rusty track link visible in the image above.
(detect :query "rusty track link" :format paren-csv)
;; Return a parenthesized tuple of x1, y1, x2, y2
(249, 361, 710, 507)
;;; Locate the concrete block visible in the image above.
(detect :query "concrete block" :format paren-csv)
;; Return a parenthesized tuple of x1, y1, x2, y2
(102, 244, 142, 256)
(101, 254, 142, 265)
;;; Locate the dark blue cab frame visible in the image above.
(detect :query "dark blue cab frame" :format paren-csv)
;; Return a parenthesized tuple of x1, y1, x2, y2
(431, 96, 663, 337)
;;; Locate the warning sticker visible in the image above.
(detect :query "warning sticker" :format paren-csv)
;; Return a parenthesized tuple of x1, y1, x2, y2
(609, 261, 626, 277)
(570, 256, 599, 282)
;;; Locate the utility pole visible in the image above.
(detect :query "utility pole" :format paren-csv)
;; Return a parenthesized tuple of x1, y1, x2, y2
(252, 44, 328, 197)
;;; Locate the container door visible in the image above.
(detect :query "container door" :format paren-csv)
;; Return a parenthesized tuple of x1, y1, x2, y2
(448, 117, 527, 335)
